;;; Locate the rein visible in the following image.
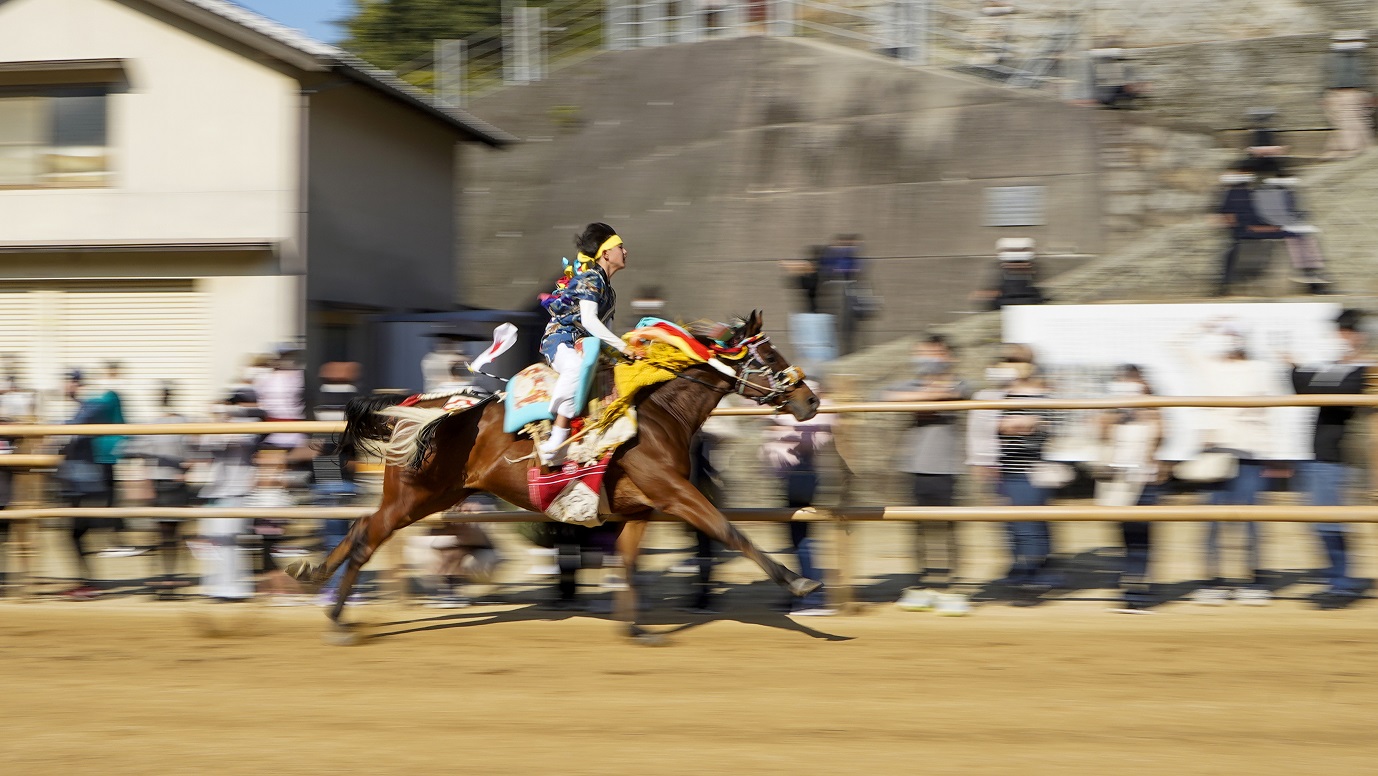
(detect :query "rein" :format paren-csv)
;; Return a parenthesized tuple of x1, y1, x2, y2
(651, 334, 802, 405)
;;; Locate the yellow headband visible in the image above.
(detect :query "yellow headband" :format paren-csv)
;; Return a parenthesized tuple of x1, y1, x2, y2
(575, 235, 623, 267)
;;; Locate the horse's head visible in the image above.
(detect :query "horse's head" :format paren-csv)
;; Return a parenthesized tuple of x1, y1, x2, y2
(716, 311, 819, 421)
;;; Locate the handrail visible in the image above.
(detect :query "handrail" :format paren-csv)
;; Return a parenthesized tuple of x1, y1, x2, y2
(3, 394, 1376, 435)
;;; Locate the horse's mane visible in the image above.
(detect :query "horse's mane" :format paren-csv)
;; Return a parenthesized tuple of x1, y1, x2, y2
(639, 316, 751, 427)
(684, 316, 749, 348)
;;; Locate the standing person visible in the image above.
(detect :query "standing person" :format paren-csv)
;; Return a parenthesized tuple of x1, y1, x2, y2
(1213, 168, 1283, 297)
(130, 382, 192, 599)
(1089, 44, 1146, 109)
(310, 363, 361, 604)
(1289, 309, 1370, 609)
(421, 336, 465, 393)
(0, 412, 16, 595)
(1251, 177, 1331, 290)
(56, 364, 128, 600)
(1095, 365, 1164, 612)
(537, 222, 633, 466)
(779, 245, 827, 315)
(967, 345, 1031, 494)
(881, 334, 971, 591)
(253, 345, 306, 454)
(820, 234, 874, 356)
(994, 360, 1061, 601)
(196, 389, 264, 601)
(1321, 30, 1373, 161)
(1176, 323, 1280, 605)
(971, 238, 1046, 311)
(761, 381, 836, 616)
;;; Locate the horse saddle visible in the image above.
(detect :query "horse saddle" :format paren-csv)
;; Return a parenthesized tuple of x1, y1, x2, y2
(503, 337, 602, 433)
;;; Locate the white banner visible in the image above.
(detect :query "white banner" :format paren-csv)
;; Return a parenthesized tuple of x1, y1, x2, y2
(1002, 302, 1344, 461)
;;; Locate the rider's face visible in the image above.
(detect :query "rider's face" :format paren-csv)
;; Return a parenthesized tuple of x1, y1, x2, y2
(602, 243, 628, 274)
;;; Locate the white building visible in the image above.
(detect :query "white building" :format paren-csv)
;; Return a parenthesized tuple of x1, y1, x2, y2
(0, 0, 513, 420)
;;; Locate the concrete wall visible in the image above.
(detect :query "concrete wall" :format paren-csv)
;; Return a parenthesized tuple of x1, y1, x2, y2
(462, 36, 1105, 349)
(1132, 34, 1376, 135)
(305, 83, 457, 312)
(0, 0, 299, 246)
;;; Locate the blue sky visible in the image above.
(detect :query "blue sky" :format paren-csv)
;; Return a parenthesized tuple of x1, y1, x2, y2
(235, 0, 354, 43)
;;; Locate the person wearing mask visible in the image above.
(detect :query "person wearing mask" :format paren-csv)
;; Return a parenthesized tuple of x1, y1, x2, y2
(1095, 365, 1164, 612)
(1289, 309, 1370, 609)
(1175, 322, 1281, 605)
(882, 334, 970, 592)
(967, 345, 1031, 506)
(994, 358, 1062, 602)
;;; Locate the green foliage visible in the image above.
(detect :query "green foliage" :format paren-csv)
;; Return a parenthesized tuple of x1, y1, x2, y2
(342, 0, 504, 71)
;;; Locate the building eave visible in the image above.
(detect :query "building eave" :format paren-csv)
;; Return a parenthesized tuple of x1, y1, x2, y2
(132, 0, 516, 146)
(0, 238, 277, 254)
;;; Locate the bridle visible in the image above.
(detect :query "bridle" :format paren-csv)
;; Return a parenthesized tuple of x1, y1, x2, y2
(729, 334, 805, 404)
(665, 333, 804, 405)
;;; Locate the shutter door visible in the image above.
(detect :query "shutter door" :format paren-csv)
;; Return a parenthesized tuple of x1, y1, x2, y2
(56, 281, 212, 424)
(0, 290, 41, 409)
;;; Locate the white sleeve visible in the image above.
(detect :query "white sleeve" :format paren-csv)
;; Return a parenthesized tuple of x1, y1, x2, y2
(579, 299, 629, 354)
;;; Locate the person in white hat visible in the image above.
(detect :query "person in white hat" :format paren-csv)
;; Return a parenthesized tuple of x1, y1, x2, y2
(971, 238, 1046, 310)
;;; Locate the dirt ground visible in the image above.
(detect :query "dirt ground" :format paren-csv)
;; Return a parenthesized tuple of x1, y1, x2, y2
(2, 596, 1375, 776)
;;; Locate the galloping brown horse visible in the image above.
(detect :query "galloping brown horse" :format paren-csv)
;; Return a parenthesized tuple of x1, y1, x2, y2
(287, 311, 821, 643)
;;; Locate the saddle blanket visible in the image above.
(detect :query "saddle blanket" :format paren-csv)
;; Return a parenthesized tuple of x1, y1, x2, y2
(528, 454, 613, 527)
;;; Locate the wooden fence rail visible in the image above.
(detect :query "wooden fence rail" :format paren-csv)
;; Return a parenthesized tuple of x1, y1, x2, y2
(4, 393, 1378, 436)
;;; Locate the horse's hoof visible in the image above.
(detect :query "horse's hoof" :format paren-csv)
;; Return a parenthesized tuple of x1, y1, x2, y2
(284, 559, 316, 581)
(322, 624, 361, 647)
(631, 632, 669, 647)
(789, 577, 824, 598)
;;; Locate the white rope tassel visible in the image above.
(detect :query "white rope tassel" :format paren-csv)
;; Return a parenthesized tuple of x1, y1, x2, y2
(378, 406, 450, 467)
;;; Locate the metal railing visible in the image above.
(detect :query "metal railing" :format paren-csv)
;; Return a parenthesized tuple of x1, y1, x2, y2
(401, 0, 1332, 107)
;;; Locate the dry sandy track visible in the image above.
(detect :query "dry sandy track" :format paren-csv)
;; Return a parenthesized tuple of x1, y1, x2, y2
(2, 600, 1374, 776)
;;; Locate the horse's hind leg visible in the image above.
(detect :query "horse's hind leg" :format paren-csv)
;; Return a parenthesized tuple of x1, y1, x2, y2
(614, 518, 663, 645)
(312, 482, 475, 644)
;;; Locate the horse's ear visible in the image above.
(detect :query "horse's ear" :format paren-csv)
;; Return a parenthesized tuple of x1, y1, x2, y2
(746, 310, 763, 336)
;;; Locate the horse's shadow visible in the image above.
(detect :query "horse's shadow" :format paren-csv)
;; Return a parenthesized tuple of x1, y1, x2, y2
(366, 580, 854, 643)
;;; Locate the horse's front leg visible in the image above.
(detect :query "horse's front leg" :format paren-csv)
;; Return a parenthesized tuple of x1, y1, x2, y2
(646, 477, 821, 598)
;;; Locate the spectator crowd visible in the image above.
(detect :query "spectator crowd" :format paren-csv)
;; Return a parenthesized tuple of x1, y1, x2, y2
(0, 301, 1372, 618)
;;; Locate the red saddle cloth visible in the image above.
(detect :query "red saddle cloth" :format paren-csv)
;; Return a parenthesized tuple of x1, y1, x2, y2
(528, 453, 613, 512)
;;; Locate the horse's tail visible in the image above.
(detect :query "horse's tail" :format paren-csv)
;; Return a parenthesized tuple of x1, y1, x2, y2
(338, 394, 409, 463)
(377, 394, 498, 471)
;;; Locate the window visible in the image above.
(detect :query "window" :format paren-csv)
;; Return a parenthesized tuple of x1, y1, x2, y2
(985, 185, 1046, 227)
(0, 87, 110, 188)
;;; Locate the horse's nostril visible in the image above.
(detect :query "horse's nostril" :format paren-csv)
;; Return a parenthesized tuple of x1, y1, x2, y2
(808, 396, 820, 408)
